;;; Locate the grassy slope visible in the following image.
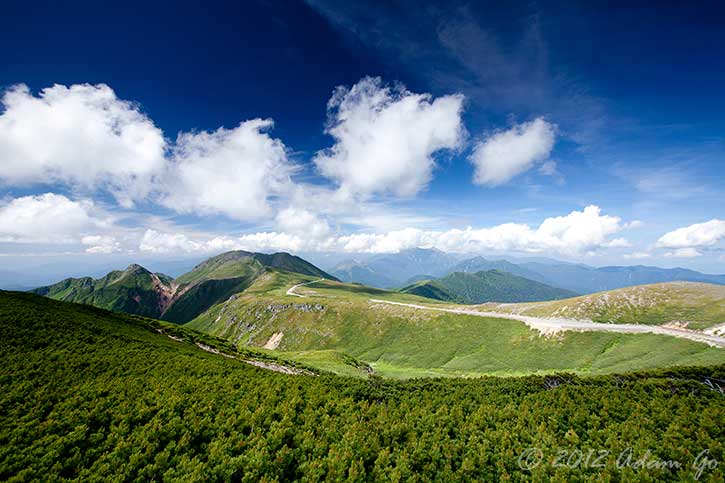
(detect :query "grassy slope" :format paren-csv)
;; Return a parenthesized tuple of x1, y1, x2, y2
(400, 270, 577, 304)
(3, 290, 724, 481)
(398, 279, 459, 302)
(187, 278, 725, 378)
(479, 282, 725, 329)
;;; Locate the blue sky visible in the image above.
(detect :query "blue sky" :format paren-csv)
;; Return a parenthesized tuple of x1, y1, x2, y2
(0, 0, 724, 274)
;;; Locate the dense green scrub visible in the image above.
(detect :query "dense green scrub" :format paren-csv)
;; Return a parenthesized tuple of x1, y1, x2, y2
(1, 291, 724, 481)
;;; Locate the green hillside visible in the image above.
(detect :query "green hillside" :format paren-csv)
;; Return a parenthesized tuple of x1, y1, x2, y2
(398, 279, 458, 302)
(400, 269, 577, 304)
(2, 290, 723, 481)
(481, 282, 725, 330)
(33, 250, 338, 325)
(32, 264, 173, 319)
(188, 278, 724, 378)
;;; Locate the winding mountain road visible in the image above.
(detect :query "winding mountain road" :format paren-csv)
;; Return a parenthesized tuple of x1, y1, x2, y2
(286, 279, 324, 297)
(285, 280, 725, 348)
(369, 299, 725, 348)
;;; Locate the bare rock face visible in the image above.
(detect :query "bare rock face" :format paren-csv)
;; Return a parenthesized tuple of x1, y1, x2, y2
(264, 303, 325, 314)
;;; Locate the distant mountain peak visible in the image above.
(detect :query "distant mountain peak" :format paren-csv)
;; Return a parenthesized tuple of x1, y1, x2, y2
(124, 263, 150, 274)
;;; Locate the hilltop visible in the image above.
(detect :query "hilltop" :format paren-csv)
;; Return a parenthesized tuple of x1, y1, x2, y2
(477, 281, 725, 330)
(32, 264, 174, 319)
(399, 269, 577, 304)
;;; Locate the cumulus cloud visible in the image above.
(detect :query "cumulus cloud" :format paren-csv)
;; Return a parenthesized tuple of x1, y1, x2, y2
(81, 235, 123, 254)
(0, 83, 295, 221)
(344, 205, 627, 255)
(139, 229, 310, 255)
(656, 219, 725, 249)
(161, 119, 294, 220)
(139, 205, 629, 257)
(0, 84, 166, 207)
(275, 207, 330, 239)
(469, 117, 555, 186)
(314, 76, 464, 198)
(0, 193, 111, 244)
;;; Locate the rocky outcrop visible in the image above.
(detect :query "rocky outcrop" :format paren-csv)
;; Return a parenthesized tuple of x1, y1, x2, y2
(264, 303, 325, 314)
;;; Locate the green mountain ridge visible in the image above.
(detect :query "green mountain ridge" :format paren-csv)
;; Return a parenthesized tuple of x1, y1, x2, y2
(32, 264, 174, 319)
(33, 250, 338, 324)
(400, 269, 578, 304)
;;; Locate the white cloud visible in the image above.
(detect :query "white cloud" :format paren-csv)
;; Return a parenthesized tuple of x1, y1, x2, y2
(334, 205, 626, 255)
(275, 207, 330, 239)
(81, 235, 122, 254)
(160, 119, 294, 220)
(0, 193, 110, 243)
(139, 229, 203, 254)
(313, 76, 464, 198)
(138, 228, 311, 255)
(664, 247, 702, 258)
(469, 117, 555, 186)
(0, 84, 166, 207)
(0, 84, 296, 221)
(656, 219, 725, 248)
(603, 237, 631, 248)
(138, 204, 629, 256)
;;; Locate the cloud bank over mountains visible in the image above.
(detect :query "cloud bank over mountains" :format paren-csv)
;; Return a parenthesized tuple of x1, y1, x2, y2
(0, 80, 722, 265)
(0, 192, 661, 259)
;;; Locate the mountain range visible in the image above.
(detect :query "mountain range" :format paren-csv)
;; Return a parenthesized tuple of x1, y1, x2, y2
(33, 249, 582, 320)
(329, 248, 725, 293)
(33, 250, 337, 324)
(329, 248, 461, 288)
(20, 247, 725, 379)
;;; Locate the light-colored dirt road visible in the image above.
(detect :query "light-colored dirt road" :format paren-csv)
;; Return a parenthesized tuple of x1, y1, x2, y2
(286, 279, 324, 297)
(370, 299, 725, 348)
